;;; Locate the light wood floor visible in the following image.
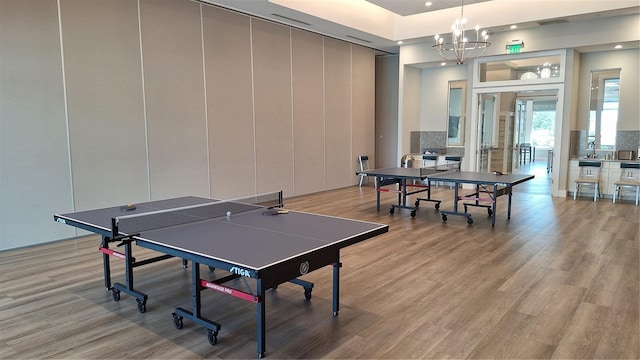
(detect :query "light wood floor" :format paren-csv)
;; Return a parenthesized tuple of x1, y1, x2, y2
(1, 169, 638, 359)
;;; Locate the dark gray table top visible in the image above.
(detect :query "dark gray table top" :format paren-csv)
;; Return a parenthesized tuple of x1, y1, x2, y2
(357, 166, 455, 180)
(428, 171, 534, 186)
(56, 196, 216, 232)
(56, 196, 388, 271)
(358, 167, 534, 186)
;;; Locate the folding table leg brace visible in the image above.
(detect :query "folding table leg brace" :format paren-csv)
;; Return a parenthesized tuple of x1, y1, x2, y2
(171, 261, 321, 358)
(99, 235, 149, 313)
(172, 262, 222, 346)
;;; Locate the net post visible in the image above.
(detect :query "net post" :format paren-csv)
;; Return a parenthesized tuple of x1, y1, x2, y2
(111, 217, 118, 240)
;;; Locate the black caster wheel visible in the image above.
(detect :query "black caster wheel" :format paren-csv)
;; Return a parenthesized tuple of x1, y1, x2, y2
(463, 205, 468, 214)
(207, 329, 218, 345)
(208, 266, 215, 272)
(487, 209, 493, 216)
(137, 300, 147, 313)
(414, 200, 420, 207)
(258, 352, 265, 359)
(467, 217, 474, 225)
(172, 313, 183, 329)
(389, 207, 395, 214)
(333, 311, 339, 317)
(435, 203, 440, 210)
(410, 210, 416, 217)
(304, 287, 312, 301)
(111, 289, 121, 302)
(442, 214, 447, 222)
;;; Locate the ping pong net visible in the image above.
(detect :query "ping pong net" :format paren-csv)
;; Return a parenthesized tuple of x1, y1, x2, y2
(113, 191, 283, 236)
(418, 161, 460, 177)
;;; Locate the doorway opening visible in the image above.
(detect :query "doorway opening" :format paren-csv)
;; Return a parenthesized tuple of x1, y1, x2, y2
(514, 92, 557, 194)
(471, 88, 561, 196)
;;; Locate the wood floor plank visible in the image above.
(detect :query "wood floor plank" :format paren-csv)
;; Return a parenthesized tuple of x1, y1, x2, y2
(467, 310, 554, 359)
(582, 259, 624, 306)
(520, 283, 586, 346)
(563, 251, 605, 288)
(594, 244, 639, 359)
(551, 302, 609, 359)
(513, 268, 569, 316)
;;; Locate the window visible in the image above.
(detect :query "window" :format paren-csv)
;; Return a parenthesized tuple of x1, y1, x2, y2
(531, 100, 556, 148)
(587, 69, 620, 150)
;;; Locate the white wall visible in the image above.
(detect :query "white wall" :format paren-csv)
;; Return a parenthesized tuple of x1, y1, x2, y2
(400, 66, 422, 159)
(419, 66, 468, 131)
(576, 49, 640, 131)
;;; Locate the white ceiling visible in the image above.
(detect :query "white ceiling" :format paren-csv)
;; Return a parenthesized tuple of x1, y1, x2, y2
(366, 0, 491, 16)
(198, 0, 640, 54)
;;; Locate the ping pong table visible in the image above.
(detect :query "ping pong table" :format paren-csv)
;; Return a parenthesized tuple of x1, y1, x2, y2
(54, 192, 388, 358)
(428, 171, 534, 226)
(356, 164, 459, 217)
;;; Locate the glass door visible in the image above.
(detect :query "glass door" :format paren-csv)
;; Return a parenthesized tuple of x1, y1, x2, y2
(477, 94, 496, 172)
(514, 99, 527, 169)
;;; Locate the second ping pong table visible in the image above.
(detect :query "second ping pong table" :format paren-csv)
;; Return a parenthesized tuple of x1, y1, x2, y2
(358, 165, 534, 226)
(54, 192, 388, 358)
(356, 164, 459, 217)
(428, 171, 534, 226)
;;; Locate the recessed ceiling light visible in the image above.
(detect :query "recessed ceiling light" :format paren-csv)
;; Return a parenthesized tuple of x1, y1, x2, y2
(425, 2, 433, 6)
(614, 44, 623, 49)
(510, 25, 518, 29)
(397, 41, 403, 45)
(440, 62, 446, 66)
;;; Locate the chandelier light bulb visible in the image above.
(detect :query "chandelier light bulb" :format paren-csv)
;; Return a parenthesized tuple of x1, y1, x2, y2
(432, 0, 491, 65)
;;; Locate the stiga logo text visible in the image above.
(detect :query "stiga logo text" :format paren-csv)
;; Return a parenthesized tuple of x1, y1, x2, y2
(229, 266, 251, 277)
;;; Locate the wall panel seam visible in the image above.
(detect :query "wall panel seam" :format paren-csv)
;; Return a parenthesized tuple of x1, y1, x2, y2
(250, 18, 257, 195)
(199, 4, 212, 198)
(350, 45, 354, 184)
(137, 0, 151, 201)
(56, 0, 75, 233)
(289, 28, 295, 195)
(322, 37, 326, 190)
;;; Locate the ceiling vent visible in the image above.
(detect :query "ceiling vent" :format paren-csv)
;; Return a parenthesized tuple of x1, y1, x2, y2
(271, 14, 311, 26)
(536, 18, 569, 26)
(346, 35, 373, 44)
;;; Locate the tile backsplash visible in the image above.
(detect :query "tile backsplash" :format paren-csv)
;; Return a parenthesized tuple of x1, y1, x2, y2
(410, 131, 465, 157)
(617, 130, 640, 152)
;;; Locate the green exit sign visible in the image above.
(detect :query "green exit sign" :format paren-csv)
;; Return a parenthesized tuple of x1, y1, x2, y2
(508, 44, 522, 53)
(506, 40, 524, 54)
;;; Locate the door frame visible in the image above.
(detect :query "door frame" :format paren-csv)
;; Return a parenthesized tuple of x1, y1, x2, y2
(469, 83, 564, 197)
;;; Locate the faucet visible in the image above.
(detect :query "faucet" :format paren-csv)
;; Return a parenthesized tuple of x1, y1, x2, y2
(588, 141, 596, 158)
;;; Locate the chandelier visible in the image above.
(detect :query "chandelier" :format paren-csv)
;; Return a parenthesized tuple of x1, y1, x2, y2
(432, 0, 490, 65)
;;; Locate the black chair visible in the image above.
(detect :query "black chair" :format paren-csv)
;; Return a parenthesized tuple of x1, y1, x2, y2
(358, 155, 370, 187)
